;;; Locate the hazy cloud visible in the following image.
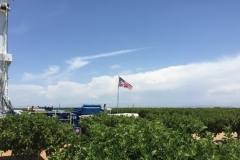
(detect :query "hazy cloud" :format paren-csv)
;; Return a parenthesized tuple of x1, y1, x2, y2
(66, 49, 140, 70)
(110, 64, 121, 69)
(66, 59, 89, 71)
(22, 65, 59, 82)
(21, 49, 140, 84)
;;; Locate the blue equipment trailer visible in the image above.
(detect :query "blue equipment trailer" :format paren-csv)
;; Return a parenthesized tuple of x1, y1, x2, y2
(29, 104, 103, 134)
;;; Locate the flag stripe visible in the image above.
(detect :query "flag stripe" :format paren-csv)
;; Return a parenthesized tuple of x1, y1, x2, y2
(118, 77, 133, 90)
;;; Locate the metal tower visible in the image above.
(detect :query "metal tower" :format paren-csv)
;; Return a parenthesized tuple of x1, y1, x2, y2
(0, 0, 13, 118)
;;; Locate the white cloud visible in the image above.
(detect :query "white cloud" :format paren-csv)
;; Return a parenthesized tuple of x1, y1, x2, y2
(80, 49, 140, 59)
(10, 54, 240, 107)
(66, 49, 140, 70)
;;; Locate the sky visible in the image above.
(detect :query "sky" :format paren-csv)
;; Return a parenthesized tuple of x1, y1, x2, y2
(6, 0, 240, 108)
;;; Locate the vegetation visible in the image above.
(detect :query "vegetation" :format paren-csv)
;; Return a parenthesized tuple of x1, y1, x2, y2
(1, 108, 240, 159)
(0, 112, 73, 159)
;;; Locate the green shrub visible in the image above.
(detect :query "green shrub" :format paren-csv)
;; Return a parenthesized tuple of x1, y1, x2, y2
(0, 112, 73, 159)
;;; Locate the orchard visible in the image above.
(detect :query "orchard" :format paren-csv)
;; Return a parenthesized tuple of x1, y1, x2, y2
(1, 108, 240, 159)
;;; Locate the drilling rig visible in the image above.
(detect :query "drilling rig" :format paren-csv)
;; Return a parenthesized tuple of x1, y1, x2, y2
(0, 0, 13, 118)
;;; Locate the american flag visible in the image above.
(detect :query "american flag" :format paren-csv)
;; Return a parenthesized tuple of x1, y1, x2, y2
(118, 77, 133, 90)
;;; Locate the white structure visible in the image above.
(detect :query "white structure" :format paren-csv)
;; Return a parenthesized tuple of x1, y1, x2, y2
(80, 113, 139, 119)
(112, 113, 139, 118)
(0, 0, 13, 118)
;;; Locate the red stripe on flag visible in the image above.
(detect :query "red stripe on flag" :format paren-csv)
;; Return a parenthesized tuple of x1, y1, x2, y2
(118, 77, 133, 90)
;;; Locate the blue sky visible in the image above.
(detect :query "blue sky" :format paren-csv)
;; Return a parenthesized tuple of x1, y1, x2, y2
(7, 0, 240, 107)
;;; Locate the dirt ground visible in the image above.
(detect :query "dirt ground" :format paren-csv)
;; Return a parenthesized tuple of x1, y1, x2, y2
(192, 132, 238, 141)
(0, 150, 47, 160)
(0, 132, 238, 159)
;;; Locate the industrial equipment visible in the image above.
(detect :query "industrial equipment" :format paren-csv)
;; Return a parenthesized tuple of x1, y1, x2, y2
(0, 0, 13, 118)
(29, 104, 105, 134)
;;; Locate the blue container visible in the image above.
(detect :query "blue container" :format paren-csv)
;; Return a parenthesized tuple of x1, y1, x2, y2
(81, 104, 101, 115)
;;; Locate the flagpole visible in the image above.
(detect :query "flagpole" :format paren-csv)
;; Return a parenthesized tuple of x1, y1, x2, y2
(117, 76, 120, 113)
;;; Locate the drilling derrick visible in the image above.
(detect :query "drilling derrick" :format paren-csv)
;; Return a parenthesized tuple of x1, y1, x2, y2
(0, 0, 13, 118)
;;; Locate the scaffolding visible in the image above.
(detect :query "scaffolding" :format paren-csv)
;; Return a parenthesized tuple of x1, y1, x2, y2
(0, 0, 13, 118)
